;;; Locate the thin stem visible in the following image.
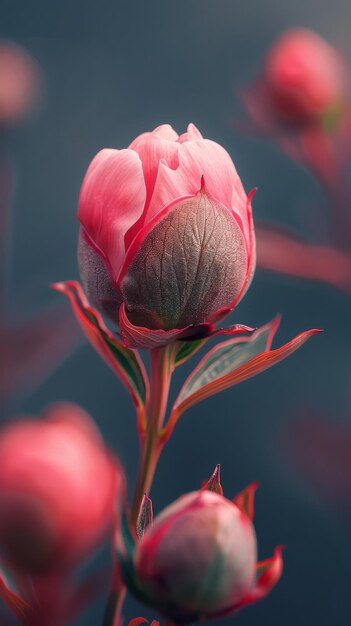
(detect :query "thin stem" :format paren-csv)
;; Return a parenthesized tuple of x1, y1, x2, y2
(103, 344, 175, 626)
(131, 345, 174, 523)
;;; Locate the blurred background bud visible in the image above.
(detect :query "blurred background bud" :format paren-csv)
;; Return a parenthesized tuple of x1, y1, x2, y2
(0, 42, 41, 127)
(242, 28, 350, 133)
(0, 403, 121, 575)
(264, 29, 349, 126)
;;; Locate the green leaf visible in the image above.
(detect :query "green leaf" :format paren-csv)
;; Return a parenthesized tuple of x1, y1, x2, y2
(169, 318, 320, 421)
(176, 322, 274, 406)
(174, 338, 206, 366)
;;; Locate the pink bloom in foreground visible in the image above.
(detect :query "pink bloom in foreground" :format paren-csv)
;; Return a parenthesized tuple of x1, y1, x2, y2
(78, 124, 255, 348)
(122, 488, 282, 623)
(0, 403, 120, 575)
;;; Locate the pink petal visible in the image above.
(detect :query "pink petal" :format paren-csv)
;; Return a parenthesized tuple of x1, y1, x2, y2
(177, 122, 204, 143)
(78, 148, 146, 280)
(131, 137, 179, 205)
(125, 125, 183, 247)
(129, 124, 179, 145)
(147, 139, 248, 233)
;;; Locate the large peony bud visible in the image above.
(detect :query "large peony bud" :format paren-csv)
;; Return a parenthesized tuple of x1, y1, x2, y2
(0, 403, 120, 575)
(78, 124, 255, 348)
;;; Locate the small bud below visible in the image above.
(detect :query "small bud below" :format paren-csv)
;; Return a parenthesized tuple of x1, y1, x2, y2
(202, 464, 223, 495)
(137, 494, 153, 539)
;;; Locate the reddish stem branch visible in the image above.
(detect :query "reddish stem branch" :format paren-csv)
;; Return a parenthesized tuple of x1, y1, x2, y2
(103, 344, 176, 626)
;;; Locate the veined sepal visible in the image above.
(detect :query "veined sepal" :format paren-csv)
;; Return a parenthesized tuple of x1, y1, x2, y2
(202, 464, 223, 495)
(137, 495, 153, 539)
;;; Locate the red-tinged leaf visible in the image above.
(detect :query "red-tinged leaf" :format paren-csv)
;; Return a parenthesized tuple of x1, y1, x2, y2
(233, 482, 258, 521)
(207, 323, 255, 338)
(257, 225, 351, 292)
(167, 319, 320, 427)
(0, 571, 32, 624)
(249, 546, 284, 603)
(137, 494, 153, 539)
(202, 464, 223, 495)
(52, 281, 149, 408)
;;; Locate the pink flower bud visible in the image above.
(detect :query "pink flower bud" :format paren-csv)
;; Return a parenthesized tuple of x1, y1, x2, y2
(0, 42, 41, 125)
(130, 490, 280, 623)
(264, 29, 349, 124)
(0, 403, 120, 575)
(78, 124, 255, 348)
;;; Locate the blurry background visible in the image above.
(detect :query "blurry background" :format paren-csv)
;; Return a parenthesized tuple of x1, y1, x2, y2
(1, 1, 351, 625)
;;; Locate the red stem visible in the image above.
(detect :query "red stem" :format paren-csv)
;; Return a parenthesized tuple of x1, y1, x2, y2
(103, 344, 175, 626)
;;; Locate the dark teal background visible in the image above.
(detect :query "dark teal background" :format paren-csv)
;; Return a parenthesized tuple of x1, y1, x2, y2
(1, 1, 350, 624)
